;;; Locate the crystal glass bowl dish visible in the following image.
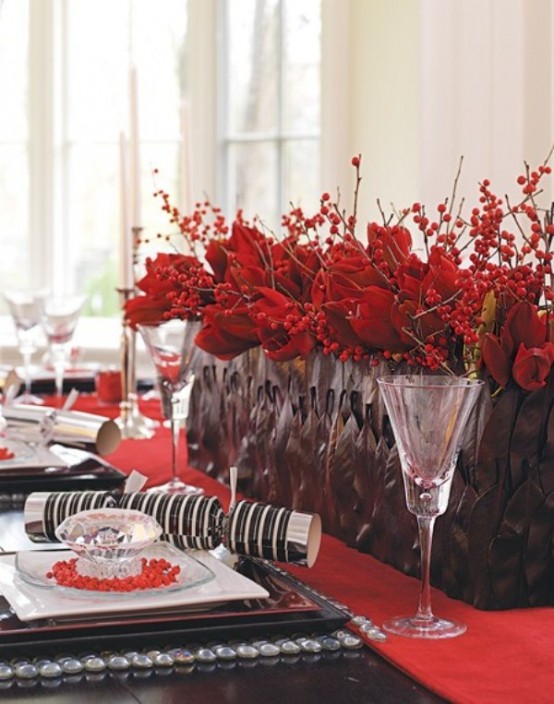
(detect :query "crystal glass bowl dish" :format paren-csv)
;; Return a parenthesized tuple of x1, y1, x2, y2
(15, 542, 216, 598)
(54, 508, 163, 579)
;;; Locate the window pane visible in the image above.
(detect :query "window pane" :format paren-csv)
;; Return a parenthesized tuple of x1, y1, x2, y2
(0, 1, 28, 141)
(66, 0, 187, 140)
(131, 1, 188, 139)
(221, 0, 321, 235)
(135, 142, 182, 261)
(282, 1, 321, 133)
(283, 138, 320, 211)
(67, 143, 182, 317)
(64, 0, 188, 316)
(66, 144, 120, 316)
(0, 146, 30, 292)
(0, 2, 29, 311)
(227, 141, 278, 228)
(227, 0, 279, 135)
(66, 1, 128, 141)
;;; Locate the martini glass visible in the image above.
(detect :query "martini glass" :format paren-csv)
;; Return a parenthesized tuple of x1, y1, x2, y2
(3, 289, 47, 404)
(376, 374, 483, 639)
(138, 319, 203, 495)
(41, 296, 85, 406)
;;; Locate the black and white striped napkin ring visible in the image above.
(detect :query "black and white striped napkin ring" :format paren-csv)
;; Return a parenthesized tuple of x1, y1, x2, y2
(119, 492, 224, 551)
(227, 499, 322, 567)
(24, 492, 322, 567)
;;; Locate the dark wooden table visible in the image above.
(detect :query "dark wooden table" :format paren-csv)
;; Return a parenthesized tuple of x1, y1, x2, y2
(0, 509, 444, 704)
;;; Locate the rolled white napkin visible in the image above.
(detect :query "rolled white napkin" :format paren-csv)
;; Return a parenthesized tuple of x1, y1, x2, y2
(4, 404, 121, 456)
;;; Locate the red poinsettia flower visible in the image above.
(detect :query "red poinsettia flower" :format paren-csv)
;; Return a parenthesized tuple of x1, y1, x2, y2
(271, 238, 321, 301)
(195, 303, 260, 360)
(481, 301, 553, 390)
(205, 221, 267, 284)
(512, 342, 554, 391)
(124, 253, 187, 328)
(366, 222, 412, 270)
(480, 334, 511, 387)
(501, 299, 547, 355)
(391, 299, 445, 347)
(311, 253, 388, 309)
(349, 287, 411, 351)
(124, 295, 171, 329)
(395, 249, 459, 303)
(251, 287, 316, 362)
(133, 156, 554, 378)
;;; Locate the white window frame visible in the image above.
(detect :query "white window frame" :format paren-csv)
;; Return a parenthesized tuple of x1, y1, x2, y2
(0, 0, 340, 371)
(216, 0, 323, 219)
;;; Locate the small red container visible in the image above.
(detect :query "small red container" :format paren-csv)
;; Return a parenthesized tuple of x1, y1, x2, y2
(95, 369, 122, 404)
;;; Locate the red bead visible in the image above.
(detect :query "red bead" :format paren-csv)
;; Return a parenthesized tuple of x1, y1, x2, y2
(49, 557, 181, 592)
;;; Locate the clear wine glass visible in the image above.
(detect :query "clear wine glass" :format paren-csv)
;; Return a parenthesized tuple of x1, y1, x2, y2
(138, 319, 203, 495)
(376, 374, 483, 639)
(41, 296, 85, 406)
(3, 289, 47, 404)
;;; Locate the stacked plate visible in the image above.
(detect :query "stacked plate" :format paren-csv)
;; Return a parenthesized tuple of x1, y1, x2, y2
(0, 547, 269, 622)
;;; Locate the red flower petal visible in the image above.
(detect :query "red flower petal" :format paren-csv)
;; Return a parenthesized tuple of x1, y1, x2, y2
(481, 333, 512, 387)
(512, 342, 554, 391)
(502, 301, 546, 355)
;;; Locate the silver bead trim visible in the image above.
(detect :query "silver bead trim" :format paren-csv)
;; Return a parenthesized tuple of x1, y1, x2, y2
(0, 615, 384, 687)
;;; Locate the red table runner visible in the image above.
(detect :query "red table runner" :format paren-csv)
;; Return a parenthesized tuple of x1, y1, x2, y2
(74, 395, 554, 704)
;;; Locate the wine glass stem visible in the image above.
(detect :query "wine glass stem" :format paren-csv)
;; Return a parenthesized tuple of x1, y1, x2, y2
(54, 361, 64, 406)
(49, 343, 67, 406)
(21, 349, 32, 395)
(415, 514, 436, 622)
(170, 396, 181, 482)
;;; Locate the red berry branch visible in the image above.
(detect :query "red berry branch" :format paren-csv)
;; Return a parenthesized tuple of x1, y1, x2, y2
(125, 155, 554, 391)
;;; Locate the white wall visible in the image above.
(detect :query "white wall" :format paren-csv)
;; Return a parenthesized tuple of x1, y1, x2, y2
(322, 0, 421, 224)
(328, 0, 554, 228)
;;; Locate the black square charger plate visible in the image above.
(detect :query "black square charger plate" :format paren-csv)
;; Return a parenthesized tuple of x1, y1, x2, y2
(0, 555, 350, 657)
(0, 445, 126, 498)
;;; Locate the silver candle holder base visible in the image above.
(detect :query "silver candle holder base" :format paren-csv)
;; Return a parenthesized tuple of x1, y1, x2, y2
(116, 392, 158, 440)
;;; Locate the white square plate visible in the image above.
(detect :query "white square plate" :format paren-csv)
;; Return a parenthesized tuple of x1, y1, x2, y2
(0, 550, 269, 622)
(0, 441, 67, 471)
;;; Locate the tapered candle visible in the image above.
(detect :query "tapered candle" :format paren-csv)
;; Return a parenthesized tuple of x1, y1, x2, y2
(129, 66, 142, 227)
(180, 99, 192, 215)
(119, 132, 133, 290)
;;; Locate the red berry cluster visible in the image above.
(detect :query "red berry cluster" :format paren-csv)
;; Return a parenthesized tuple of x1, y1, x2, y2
(0, 447, 15, 461)
(134, 155, 554, 378)
(47, 557, 181, 592)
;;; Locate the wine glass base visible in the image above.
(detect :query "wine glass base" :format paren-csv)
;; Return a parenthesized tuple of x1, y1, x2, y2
(15, 393, 44, 406)
(146, 479, 204, 496)
(383, 615, 466, 639)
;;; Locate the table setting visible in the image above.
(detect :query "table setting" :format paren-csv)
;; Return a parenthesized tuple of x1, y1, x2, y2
(0, 156, 553, 704)
(0, 388, 552, 702)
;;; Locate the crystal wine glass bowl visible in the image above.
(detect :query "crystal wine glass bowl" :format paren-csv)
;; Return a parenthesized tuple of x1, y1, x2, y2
(55, 508, 162, 579)
(3, 289, 47, 404)
(377, 374, 483, 639)
(138, 319, 203, 495)
(41, 295, 85, 404)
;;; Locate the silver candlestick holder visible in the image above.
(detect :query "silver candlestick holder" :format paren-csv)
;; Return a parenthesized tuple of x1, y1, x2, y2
(115, 230, 158, 440)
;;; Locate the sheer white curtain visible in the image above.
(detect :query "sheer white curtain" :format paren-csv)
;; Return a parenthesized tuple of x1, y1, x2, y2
(338, 0, 554, 224)
(419, 0, 553, 211)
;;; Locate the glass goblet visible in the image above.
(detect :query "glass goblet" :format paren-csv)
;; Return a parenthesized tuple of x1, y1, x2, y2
(3, 289, 46, 404)
(138, 319, 203, 495)
(41, 296, 85, 406)
(376, 374, 483, 639)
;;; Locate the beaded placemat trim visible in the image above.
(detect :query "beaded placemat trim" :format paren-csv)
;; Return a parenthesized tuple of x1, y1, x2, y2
(0, 545, 387, 688)
(0, 624, 375, 689)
